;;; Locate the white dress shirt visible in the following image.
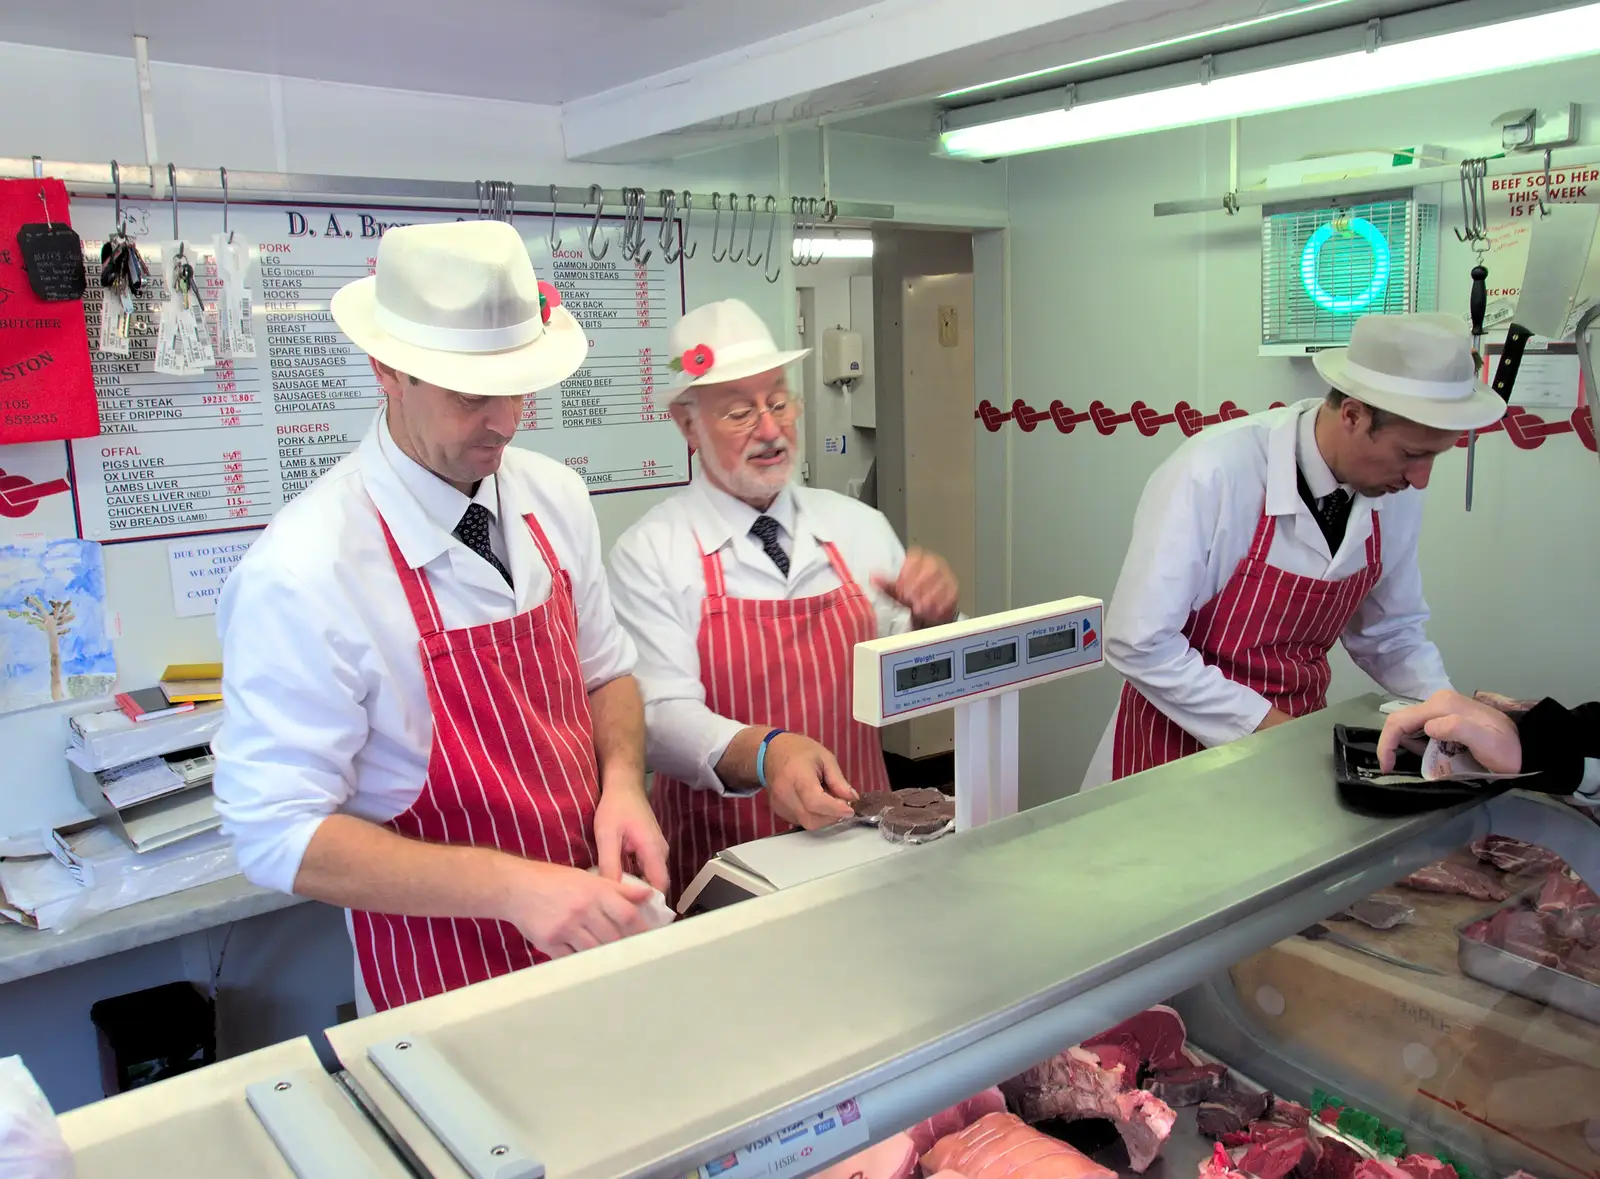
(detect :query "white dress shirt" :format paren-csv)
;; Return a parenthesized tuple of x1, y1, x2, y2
(213, 412, 637, 894)
(1081, 399, 1451, 789)
(608, 477, 914, 793)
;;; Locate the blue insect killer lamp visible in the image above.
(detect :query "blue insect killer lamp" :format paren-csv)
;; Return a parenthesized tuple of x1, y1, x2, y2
(1300, 217, 1391, 314)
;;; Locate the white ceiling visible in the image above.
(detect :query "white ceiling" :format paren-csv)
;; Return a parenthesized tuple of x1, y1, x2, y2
(0, 0, 888, 104)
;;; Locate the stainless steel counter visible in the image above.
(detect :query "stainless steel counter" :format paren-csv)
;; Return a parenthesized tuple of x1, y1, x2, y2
(322, 695, 1489, 1179)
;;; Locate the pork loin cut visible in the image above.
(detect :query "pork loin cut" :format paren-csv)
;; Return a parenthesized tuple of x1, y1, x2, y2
(1082, 1004, 1188, 1072)
(810, 1133, 917, 1179)
(1147, 1063, 1228, 1107)
(1001, 1046, 1175, 1172)
(1399, 859, 1508, 902)
(906, 1088, 1009, 1155)
(921, 1112, 1116, 1179)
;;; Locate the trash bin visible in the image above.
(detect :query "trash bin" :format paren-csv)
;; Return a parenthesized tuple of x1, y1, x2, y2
(88, 982, 216, 1096)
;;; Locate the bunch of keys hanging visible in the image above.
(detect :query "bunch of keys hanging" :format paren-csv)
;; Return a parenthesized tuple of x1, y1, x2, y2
(153, 164, 215, 376)
(97, 162, 146, 356)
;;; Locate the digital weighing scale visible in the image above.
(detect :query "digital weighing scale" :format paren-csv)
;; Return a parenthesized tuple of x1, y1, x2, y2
(677, 598, 1105, 914)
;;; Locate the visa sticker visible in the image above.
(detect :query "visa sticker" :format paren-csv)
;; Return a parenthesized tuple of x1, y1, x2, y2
(691, 1099, 869, 1179)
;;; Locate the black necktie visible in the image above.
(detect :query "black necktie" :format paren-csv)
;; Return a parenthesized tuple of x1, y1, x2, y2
(1298, 470, 1352, 553)
(454, 502, 512, 587)
(750, 515, 790, 577)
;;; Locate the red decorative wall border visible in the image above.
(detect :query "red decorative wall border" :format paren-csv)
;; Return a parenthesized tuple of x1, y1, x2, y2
(975, 399, 1596, 453)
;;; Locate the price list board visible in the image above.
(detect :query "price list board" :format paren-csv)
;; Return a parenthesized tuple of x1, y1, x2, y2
(67, 200, 689, 544)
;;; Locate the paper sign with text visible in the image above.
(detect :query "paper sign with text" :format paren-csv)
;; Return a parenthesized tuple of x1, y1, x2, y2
(689, 1099, 868, 1179)
(167, 531, 256, 617)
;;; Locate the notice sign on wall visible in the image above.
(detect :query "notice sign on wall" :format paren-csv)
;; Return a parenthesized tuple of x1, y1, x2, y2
(167, 531, 255, 617)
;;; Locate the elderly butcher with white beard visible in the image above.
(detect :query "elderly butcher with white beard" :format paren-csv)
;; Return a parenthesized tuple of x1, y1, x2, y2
(609, 299, 960, 903)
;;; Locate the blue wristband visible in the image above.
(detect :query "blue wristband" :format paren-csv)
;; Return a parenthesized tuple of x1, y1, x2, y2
(755, 728, 787, 789)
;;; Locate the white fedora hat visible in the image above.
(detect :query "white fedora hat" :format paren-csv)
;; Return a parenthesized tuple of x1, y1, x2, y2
(1313, 311, 1505, 432)
(668, 299, 808, 395)
(330, 220, 586, 397)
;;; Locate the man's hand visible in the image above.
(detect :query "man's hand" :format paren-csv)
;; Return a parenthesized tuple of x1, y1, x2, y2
(1256, 707, 1294, 732)
(764, 733, 857, 829)
(593, 779, 670, 897)
(1378, 690, 1522, 774)
(873, 547, 959, 628)
(498, 860, 656, 958)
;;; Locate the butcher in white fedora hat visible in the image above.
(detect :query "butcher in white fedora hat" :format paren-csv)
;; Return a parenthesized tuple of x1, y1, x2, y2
(214, 219, 671, 1014)
(1081, 310, 1505, 791)
(609, 298, 962, 907)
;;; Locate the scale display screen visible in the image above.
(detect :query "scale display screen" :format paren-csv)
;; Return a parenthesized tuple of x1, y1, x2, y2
(964, 642, 1018, 677)
(895, 658, 953, 694)
(1028, 628, 1077, 660)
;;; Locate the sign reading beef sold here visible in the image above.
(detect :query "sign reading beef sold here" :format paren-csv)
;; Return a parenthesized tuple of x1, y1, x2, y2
(0, 178, 100, 445)
(64, 197, 690, 544)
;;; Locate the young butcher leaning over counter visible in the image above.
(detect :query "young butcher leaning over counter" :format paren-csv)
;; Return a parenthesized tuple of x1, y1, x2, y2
(1081, 312, 1507, 790)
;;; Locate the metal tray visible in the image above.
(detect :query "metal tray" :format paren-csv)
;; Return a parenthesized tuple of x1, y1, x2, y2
(1455, 892, 1600, 1025)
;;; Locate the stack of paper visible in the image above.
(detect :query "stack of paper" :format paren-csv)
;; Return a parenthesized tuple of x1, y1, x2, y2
(159, 662, 223, 704)
(97, 757, 184, 809)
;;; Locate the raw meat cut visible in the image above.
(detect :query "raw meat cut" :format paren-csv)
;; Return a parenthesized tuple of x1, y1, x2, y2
(880, 803, 953, 839)
(811, 1133, 918, 1179)
(1147, 1063, 1228, 1107)
(1352, 1163, 1412, 1179)
(1197, 1089, 1273, 1139)
(1001, 1046, 1175, 1172)
(1261, 1099, 1311, 1131)
(906, 1089, 1009, 1155)
(1082, 1004, 1188, 1072)
(1087, 1042, 1141, 1082)
(1338, 894, 1414, 931)
(1465, 909, 1565, 968)
(1234, 1128, 1312, 1179)
(1469, 836, 1563, 876)
(1395, 1156, 1459, 1179)
(1200, 1143, 1239, 1179)
(1309, 1138, 1364, 1179)
(1537, 866, 1600, 914)
(1398, 859, 1507, 902)
(921, 1112, 1116, 1179)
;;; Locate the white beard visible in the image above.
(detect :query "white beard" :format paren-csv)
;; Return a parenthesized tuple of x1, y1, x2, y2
(692, 418, 795, 504)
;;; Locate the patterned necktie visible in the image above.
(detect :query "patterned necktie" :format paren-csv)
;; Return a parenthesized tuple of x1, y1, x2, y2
(1316, 488, 1353, 553)
(750, 515, 790, 577)
(454, 503, 512, 587)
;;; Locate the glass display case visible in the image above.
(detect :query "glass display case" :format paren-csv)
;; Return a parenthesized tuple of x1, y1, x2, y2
(52, 697, 1599, 1179)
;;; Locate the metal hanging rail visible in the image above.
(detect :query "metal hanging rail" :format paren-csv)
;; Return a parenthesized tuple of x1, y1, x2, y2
(1153, 149, 1600, 218)
(0, 157, 894, 221)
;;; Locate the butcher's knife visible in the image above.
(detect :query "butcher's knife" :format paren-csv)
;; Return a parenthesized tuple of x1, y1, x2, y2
(1486, 204, 1600, 406)
(1297, 923, 1444, 975)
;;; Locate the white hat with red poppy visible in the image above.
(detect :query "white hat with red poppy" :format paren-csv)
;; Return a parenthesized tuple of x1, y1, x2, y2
(668, 299, 809, 394)
(330, 219, 586, 397)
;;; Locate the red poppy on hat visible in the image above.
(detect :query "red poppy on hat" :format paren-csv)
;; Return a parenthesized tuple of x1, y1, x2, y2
(682, 343, 715, 378)
(537, 280, 562, 325)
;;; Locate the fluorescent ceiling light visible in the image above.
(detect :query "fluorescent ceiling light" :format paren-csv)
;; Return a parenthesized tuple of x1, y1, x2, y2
(941, 2, 1600, 158)
(795, 237, 873, 258)
(939, 0, 1355, 101)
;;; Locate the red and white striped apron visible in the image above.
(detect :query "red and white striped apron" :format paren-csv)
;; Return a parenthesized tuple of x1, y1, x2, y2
(1112, 507, 1383, 779)
(651, 540, 893, 906)
(352, 507, 600, 1012)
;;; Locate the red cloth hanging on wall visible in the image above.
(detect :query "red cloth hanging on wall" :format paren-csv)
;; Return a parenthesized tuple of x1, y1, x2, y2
(0, 178, 100, 444)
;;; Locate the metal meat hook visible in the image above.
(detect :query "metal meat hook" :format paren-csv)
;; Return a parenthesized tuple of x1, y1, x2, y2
(585, 184, 610, 260)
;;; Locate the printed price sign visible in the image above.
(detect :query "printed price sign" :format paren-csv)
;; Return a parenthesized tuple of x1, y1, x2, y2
(689, 1099, 869, 1179)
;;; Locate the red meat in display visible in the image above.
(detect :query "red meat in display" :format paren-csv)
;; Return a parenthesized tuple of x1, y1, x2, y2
(1309, 1138, 1365, 1179)
(1399, 859, 1508, 902)
(1082, 1004, 1189, 1072)
(1146, 1063, 1229, 1107)
(1233, 1128, 1312, 1179)
(1001, 1046, 1176, 1172)
(1395, 1155, 1459, 1179)
(1466, 909, 1566, 968)
(1468, 836, 1564, 876)
(921, 1112, 1117, 1179)
(1537, 866, 1600, 914)
(1197, 1089, 1273, 1139)
(906, 1089, 1009, 1155)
